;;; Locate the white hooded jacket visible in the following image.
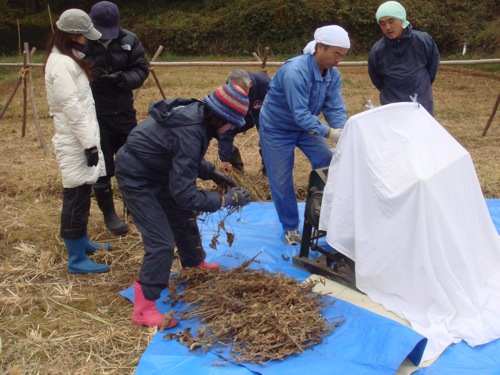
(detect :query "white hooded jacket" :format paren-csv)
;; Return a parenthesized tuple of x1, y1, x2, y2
(45, 47, 105, 188)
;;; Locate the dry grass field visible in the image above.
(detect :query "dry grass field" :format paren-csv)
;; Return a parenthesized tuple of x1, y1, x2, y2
(0, 58, 499, 374)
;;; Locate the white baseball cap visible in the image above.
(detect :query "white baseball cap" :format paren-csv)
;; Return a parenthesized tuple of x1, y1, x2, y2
(56, 9, 102, 40)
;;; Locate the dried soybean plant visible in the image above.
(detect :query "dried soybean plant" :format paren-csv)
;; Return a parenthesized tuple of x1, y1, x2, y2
(197, 206, 240, 250)
(164, 257, 342, 364)
(196, 161, 271, 251)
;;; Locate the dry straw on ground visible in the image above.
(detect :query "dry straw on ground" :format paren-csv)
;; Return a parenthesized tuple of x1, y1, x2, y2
(0, 58, 498, 374)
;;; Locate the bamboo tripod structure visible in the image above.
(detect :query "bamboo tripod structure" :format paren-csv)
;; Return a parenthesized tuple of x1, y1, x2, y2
(0, 42, 49, 155)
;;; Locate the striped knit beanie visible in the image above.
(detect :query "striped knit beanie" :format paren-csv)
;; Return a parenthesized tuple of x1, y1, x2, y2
(204, 84, 249, 127)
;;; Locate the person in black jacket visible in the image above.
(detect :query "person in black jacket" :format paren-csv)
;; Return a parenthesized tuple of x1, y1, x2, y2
(218, 69, 270, 175)
(368, 1, 439, 115)
(115, 84, 251, 328)
(84, 1, 149, 235)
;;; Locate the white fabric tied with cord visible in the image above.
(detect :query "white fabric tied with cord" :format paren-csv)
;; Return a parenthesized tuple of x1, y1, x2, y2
(303, 25, 351, 55)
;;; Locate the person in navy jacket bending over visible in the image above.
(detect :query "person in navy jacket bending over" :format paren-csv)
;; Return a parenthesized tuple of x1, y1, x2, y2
(115, 84, 251, 329)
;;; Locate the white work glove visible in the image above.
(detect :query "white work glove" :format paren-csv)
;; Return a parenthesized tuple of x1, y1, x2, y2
(325, 128, 342, 147)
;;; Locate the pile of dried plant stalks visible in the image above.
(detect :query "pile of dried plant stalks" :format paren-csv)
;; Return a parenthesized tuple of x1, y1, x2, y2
(164, 258, 342, 364)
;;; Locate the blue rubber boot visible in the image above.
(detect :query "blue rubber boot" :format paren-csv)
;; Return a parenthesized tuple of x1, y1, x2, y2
(64, 237, 110, 274)
(84, 234, 111, 254)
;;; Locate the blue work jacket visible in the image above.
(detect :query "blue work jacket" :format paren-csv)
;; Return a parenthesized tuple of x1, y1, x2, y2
(260, 54, 346, 137)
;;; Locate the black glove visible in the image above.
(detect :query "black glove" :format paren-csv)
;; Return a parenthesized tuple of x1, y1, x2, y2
(100, 71, 124, 85)
(223, 187, 251, 207)
(211, 170, 236, 187)
(91, 67, 108, 83)
(84, 146, 99, 167)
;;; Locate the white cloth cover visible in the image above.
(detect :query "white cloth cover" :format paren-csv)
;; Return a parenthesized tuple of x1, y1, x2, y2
(319, 102, 500, 361)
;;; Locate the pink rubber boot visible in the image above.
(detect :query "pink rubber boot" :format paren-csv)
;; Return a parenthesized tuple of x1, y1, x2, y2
(195, 261, 221, 270)
(182, 261, 222, 272)
(131, 280, 178, 329)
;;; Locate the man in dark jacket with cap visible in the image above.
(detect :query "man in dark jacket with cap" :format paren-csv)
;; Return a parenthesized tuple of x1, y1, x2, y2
(115, 84, 251, 329)
(84, 1, 149, 235)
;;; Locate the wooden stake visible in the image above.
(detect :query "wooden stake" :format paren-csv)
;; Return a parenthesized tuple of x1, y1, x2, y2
(134, 45, 166, 101)
(482, 93, 500, 136)
(261, 47, 269, 70)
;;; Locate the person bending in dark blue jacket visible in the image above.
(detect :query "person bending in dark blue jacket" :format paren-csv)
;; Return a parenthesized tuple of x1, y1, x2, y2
(115, 84, 251, 329)
(218, 69, 270, 175)
(84, 1, 149, 235)
(368, 1, 439, 116)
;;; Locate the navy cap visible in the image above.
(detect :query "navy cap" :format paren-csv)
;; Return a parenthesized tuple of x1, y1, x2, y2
(90, 1, 120, 40)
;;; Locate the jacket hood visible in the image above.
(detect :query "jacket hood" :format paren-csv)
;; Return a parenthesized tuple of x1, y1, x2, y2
(148, 98, 204, 125)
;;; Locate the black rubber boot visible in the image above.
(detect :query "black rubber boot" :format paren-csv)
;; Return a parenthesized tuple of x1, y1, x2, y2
(93, 185, 129, 235)
(230, 147, 244, 172)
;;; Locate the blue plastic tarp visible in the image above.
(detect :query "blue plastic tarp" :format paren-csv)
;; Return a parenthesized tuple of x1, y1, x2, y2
(414, 339, 500, 375)
(119, 199, 500, 374)
(486, 198, 500, 235)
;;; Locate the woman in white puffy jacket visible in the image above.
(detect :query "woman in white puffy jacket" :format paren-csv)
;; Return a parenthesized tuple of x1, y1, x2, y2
(44, 9, 110, 274)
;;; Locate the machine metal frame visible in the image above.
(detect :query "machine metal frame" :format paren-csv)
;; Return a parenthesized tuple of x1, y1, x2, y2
(292, 167, 357, 290)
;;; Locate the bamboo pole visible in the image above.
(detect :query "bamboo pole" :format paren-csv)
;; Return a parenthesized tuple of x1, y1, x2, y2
(252, 52, 262, 64)
(2, 58, 500, 68)
(17, 19, 21, 57)
(134, 45, 166, 100)
(0, 77, 22, 119)
(25, 43, 49, 154)
(22, 48, 28, 137)
(0, 48, 37, 120)
(149, 45, 167, 100)
(47, 4, 54, 33)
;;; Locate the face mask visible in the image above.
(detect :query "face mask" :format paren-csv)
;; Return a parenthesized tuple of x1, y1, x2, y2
(69, 40, 86, 52)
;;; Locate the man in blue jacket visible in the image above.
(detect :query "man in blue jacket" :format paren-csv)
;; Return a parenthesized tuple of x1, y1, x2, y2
(84, 1, 149, 235)
(115, 84, 251, 328)
(259, 25, 350, 246)
(368, 1, 440, 115)
(218, 69, 270, 175)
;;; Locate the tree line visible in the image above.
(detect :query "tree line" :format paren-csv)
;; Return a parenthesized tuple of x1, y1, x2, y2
(1, 0, 498, 57)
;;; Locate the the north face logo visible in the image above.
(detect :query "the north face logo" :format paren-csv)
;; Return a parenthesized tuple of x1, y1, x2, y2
(253, 100, 263, 110)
